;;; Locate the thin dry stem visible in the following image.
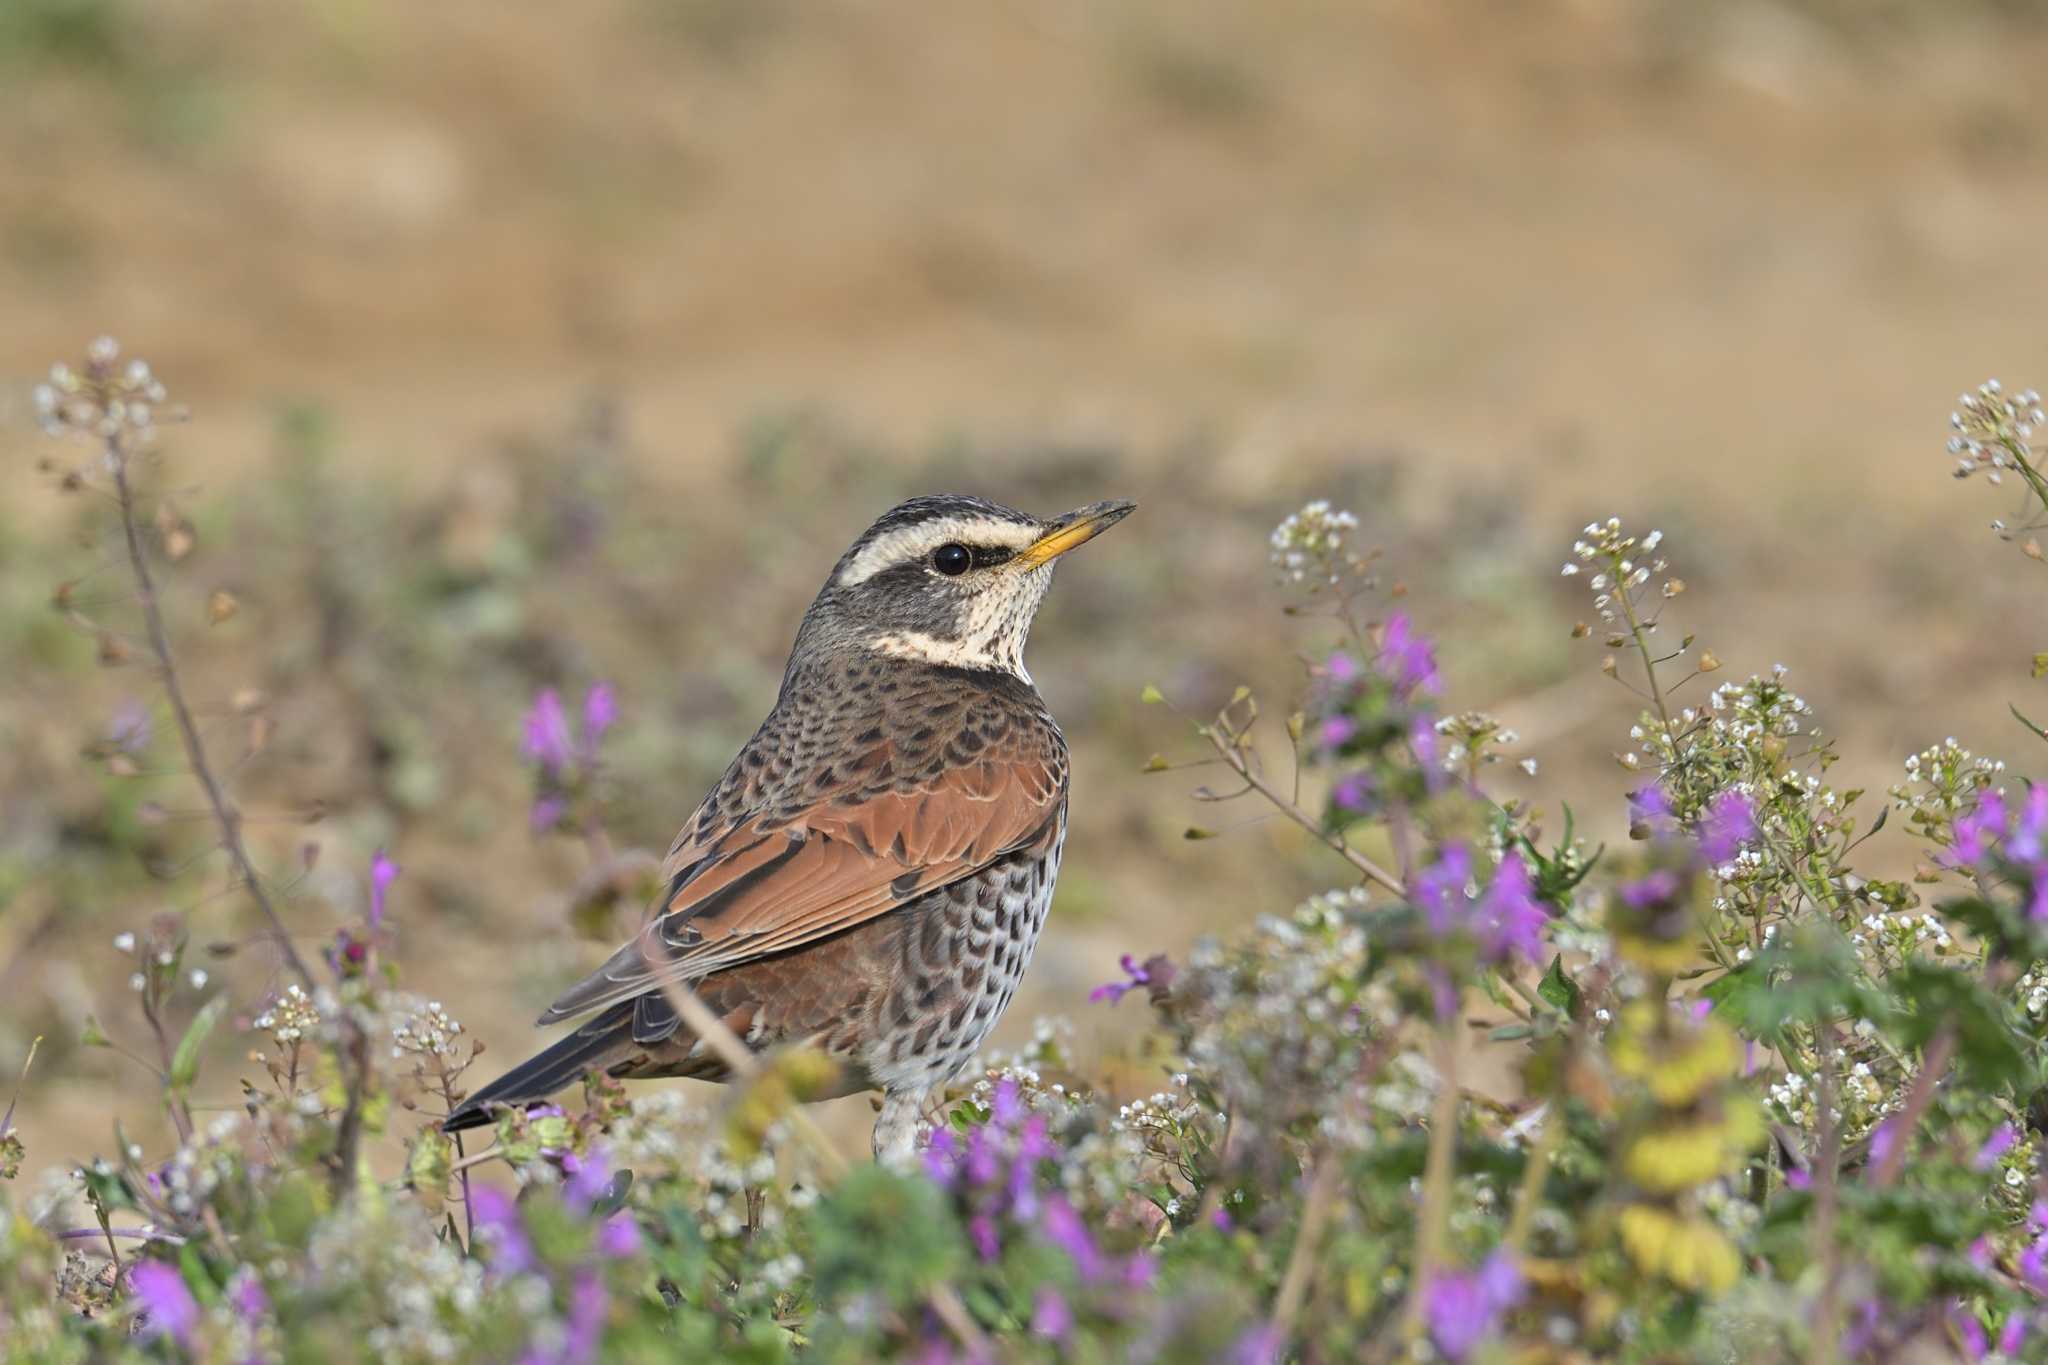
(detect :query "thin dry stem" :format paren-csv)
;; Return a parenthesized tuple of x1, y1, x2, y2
(108, 445, 315, 988)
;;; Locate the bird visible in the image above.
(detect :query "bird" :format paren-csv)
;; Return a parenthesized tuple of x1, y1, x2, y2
(446, 494, 1135, 1163)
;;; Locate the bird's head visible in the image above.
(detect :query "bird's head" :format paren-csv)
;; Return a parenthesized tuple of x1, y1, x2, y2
(790, 494, 1136, 682)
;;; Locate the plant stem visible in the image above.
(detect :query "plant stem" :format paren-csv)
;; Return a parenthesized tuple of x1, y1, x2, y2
(1503, 1104, 1560, 1253)
(1272, 1149, 1341, 1339)
(108, 446, 315, 989)
(1204, 725, 1404, 896)
(1404, 1025, 1461, 1338)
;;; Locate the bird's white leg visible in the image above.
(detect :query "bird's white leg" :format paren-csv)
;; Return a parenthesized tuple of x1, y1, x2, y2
(872, 1087, 927, 1169)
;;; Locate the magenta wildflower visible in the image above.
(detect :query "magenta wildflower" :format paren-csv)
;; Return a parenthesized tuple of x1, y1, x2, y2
(968, 1212, 1000, 1262)
(368, 848, 399, 931)
(1041, 1196, 1107, 1280)
(1953, 791, 2009, 868)
(129, 1261, 199, 1348)
(1423, 1251, 1524, 1361)
(560, 1269, 608, 1365)
(1954, 1302, 1990, 1360)
(1089, 953, 1152, 1006)
(2021, 1236, 2048, 1292)
(1415, 844, 1476, 938)
(1868, 1117, 1902, 1170)
(1699, 789, 1757, 864)
(1331, 772, 1375, 814)
(1377, 611, 1442, 697)
(1030, 1286, 1072, 1341)
(523, 688, 573, 774)
(469, 1185, 536, 1275)
(561, 1146, 612, 1212)
(1230, 1323, 1284, 1365)
(2001, 1314, 2030, 1357)
(923, 1127, 959, 1186)
(1974, 1123, 2017, 1171)
(228, 1267, 269, 1322)
(1210, 1206, 1233, 1232)
(1318, 715, 1357, 751)
(597, 1211, 640, 1258)
(1784, 1166, 1811, 1191)
(1628, 782, 1675, 833)
(1324, 651, 1361, 685)
(1618, 868, 1682, 908)
(581, 683, 617, 757)
(530, 794, 568, 833)
(1474, 850, 1548, 964)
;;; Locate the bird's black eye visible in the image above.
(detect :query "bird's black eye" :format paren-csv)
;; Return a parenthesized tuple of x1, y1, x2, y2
(932, 543, 972, 576)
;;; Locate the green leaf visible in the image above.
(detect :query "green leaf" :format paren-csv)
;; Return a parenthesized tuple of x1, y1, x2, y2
(1888, 963, 2029, 1091)
(1184, 826, 1217, 840)
(169, 994, 228, 1092)
(1538, 955, 1581, 1018)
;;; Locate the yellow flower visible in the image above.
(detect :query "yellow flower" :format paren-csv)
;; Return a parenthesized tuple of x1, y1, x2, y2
(1617, 1204, 1740, 1294)
(1623, 1099, 1765, 1193)
(1608, 1005, 1743, 1107)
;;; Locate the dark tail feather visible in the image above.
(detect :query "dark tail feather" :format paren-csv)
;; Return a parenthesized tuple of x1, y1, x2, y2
(443, 1010, 628, 1134)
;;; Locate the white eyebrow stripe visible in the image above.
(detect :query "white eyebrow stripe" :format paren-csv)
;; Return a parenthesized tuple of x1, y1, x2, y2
(836, 516, 1040, 586)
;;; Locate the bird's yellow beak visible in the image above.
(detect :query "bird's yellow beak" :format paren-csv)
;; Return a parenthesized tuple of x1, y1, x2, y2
(1016, 500, 1137, 568)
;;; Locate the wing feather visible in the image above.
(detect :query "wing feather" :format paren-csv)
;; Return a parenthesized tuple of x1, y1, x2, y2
(537, 748, 1063, 1026)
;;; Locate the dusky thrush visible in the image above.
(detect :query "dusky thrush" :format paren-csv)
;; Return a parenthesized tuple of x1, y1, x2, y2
(447, 494, 1134, 1161)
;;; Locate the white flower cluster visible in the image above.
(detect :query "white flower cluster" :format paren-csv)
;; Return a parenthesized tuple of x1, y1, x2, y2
(390, 998, 465, 1060)
(1948, 378, 2042, 484)
(1564, 518, 1673, 632)
(1704, 666, 1812, 742)
(253, 984, 323, 1046)
(33, 336, 171, 446)
(1268, 499, 1361, 585)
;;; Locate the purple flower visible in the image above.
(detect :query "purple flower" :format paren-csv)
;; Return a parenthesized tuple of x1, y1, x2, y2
(1331, 772, 1376, 814)
(229, 1268, 269, 1323)
(597, 1211, 641, 1258)
(108, 700, 152, 756)
(1324, 652, 1361, 686)
(530, 795, 568, 833)
(1868, 1117, 1901, 1171)
(968, 1212, 1000, 1262)
(523, 689, 573, 775)
(1953, 791, 2009, 867)
(469, 1184, 536, 1275)
(1974, 1123, 2017, 1171)
(1415, 844, 1476, 938)
(1423, 1251, 1524, 1361)
(1377, 611, 1442, 697)
(562, 1146, 612, 1212)
(368, 848, 399, 931)
(1318, 715, 1357, 751)
(1618, 868, 1682, 908)
(581, 683, 617, 761)
(1628, 783, 1674, 833)
(129, 1261, 199, 1348)
(1041, 1196, 1106, 1281)
(1210, 1206, 1233, 1232)
(2020, 1235, 2048, 1292)
(1700, 790, 1757, 864)
(2001, 1313, 2030, 1357)
(561, 1269, 607, 1365)
(1785, 1166, 1811, 1191)
(1230, 1323, 1284, 1365)
(923, 1127, 960, 1186)
(1089, 953, 1151, 1006)
(1954, 1302, 1990, 1360)
(1474, 851, 1547, 964)
(1030, 1286, 1072, 1341)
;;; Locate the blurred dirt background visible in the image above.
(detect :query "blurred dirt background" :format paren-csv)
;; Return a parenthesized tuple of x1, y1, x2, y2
(3, 0, 2047, 1169)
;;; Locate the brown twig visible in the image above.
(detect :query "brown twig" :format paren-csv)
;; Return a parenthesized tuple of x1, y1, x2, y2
(107, 446, 315, 988)
(1202, 722, 1405, 896)
(1871, 1025, 1956, 1189)
(1271, 1149, 1341, 1336)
